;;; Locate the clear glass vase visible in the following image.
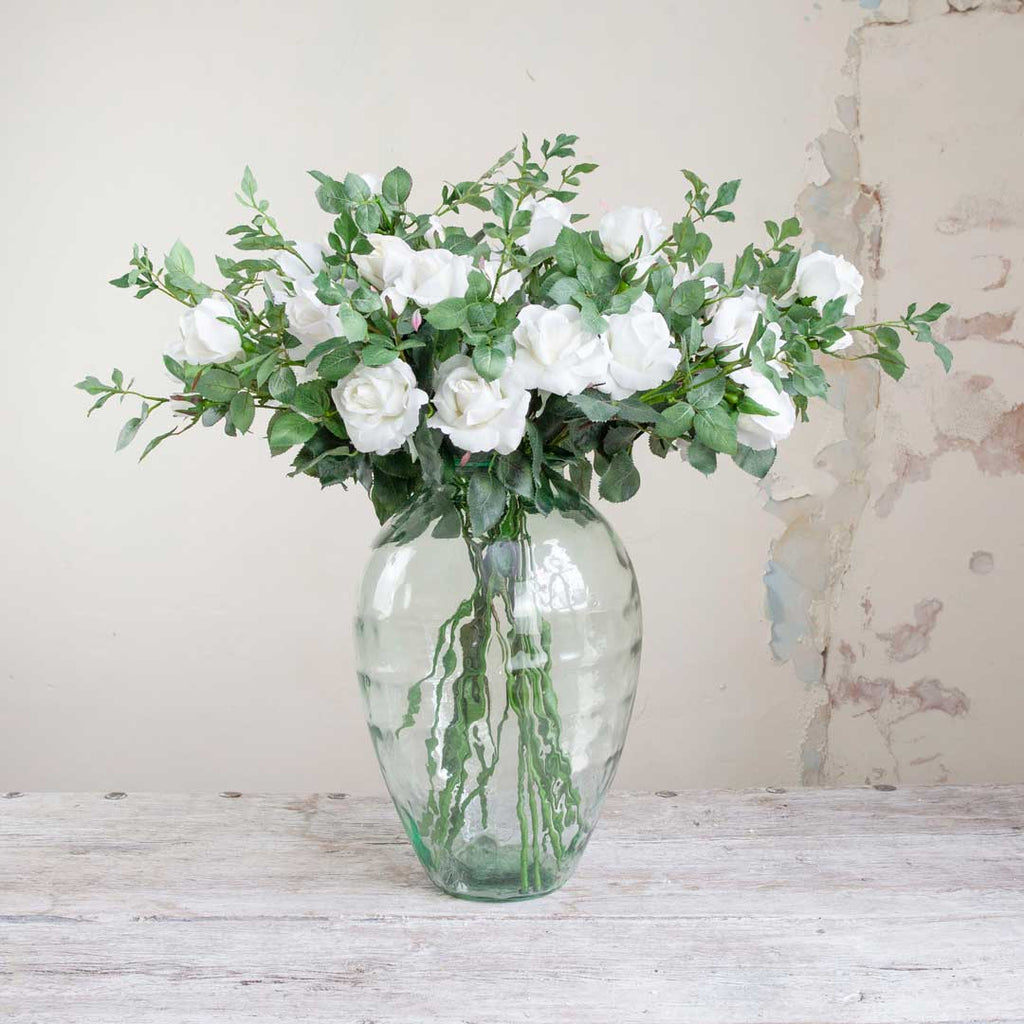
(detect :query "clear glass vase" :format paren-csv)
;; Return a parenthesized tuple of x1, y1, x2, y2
(354, 486, 642, 900)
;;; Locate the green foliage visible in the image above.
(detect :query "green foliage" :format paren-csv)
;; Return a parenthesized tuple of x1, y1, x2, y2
(81, 134, 953, 522)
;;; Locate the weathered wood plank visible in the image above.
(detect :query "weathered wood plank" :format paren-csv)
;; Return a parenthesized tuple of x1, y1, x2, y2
(1, 787, 1022, 1023)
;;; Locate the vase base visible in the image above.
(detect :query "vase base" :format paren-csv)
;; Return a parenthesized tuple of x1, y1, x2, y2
(418, 834, 579, 901)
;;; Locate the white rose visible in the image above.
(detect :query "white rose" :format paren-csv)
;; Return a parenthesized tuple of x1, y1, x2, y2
(598, 206, 670, 274)
(703, 286, 782, 355)
(673, 264, 720, 301)
(383, 247, 472, 314)
(431, 355, 529, 454)
(823, 330, 854, 352)
(169, 296, 242, 365)
(730, 367, 796, 450)
(266, 241, 326, 300)
(519, 196, 573, 255)
(353, 233, 414, 291)
(482, 256, 524, 303)
(285, 285, 345, 351)
(511, 304, 608, 396)
(794, 250, 864, 316)
(359, 172, 382, 195)
(332, 360, 427, 456)
(598, 293, 681, 400)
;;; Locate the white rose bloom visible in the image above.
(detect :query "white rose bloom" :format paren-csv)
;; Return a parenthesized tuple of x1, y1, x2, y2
(431, 355, 529, 454)
(673, 264, 720, 300)
(266, 241, 326, 300)
(383, 247, 473, 314)
(511, 304, 609, 396)
(359, 172, 382, 195)
(822, 330, 854, 352)
(353, 233, 414, 291)
(703, 286, 782, 355)
(331, 360, 428, 456)
(598, 293, 681, 400)
(169, 296, 242, 365)
(729, 368, 797, 450)
(519, 196, 573, 255)
(794, 250, 864, 316)
(482, 255, 524, 303)
(285, 285, 345, 351)
(598, 206, 670, 274)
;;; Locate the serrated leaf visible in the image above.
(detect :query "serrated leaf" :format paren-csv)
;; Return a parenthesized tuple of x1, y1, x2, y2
(269, 411, 317, 451)
(268, 366, 297, 403)
(361, 344, 398, 366)
(685, 376, 726, 410)
(687, 440, 718, 475)
(229, 391, 255, 433)
(425, 298, 468, 330)
(598, 450, 640, 503)
(472, 345, 507, 381)
(733, 443, 777, 479)
(656, 402, 695, 439)
(196, 368, 240, 403)
(381, 166, 412, 206)
(694, 406, 737, 454)
(566, 391, 619, 423)
(467, 472, 506, 535)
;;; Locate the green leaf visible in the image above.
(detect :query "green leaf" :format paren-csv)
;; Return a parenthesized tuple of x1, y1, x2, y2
(864, 347, 908, 381)
(290, 380, 330, 418)
(467, 472, 507, 535)
(361, 344, 398, 366)
(670, 279, 706, 316)
(343, 172, 372, 202)
(353, 203, 381, 235)
(472, 345, 507, 381)
(229, 391, 255, 433)
(316, 349, 358, 381)
(269, 411, 317, 451)
(598, 450, 640, 503)
(733, 244, 758, 288)
(694, 406, 737, 454)
(268, 365, 297, 403)
(687, 440, 718, 475)
(139, 429, 177, 461)
(412, 421, 444, 486)
(338, 307, 368, 342)
(382, 166, 412, 206)
(425, 298, 468, 330)
(656, 402, 695, 439)
(196, 368, 241, 403)
(566, 390, 619, 423)
(75, 375, 110, 396)
(686, 376, 726, 410)
(240, 165, 258, 201)
(916, 302, 951, 323)
(165, 239, 195, 278)
(497, 451, 535, 500)
(733, 443, 777, 479)
(116, 416, 144, 451)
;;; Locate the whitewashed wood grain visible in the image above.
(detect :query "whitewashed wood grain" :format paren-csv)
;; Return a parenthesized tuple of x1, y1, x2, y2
(1, 787, 1022, 1023)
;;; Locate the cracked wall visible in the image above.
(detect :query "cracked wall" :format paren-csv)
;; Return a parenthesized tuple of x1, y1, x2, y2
(770, 0, 1024, 786)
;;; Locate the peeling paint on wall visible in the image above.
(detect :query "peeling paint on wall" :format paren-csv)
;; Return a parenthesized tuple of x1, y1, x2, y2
(766, 0, 1024, 786)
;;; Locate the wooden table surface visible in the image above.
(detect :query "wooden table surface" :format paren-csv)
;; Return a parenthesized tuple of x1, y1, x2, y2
(1, 787, 1022, 1023)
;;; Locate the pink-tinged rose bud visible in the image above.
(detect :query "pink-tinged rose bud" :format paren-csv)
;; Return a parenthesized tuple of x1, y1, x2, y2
(411, 309, 423, 332)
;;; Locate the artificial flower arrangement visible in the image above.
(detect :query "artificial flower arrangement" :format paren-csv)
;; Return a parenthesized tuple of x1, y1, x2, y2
(79, 135, 950, 899)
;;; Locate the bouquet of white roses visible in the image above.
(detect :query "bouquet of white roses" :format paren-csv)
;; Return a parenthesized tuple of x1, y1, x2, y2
(77, 134, 954, 899)
(78, 132, 950, 532)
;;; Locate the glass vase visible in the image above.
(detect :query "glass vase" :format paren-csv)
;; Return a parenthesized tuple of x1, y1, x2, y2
(354, 486, 642, 900)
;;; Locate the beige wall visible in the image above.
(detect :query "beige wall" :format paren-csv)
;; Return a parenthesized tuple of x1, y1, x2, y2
(1, 0, 1020, 793)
